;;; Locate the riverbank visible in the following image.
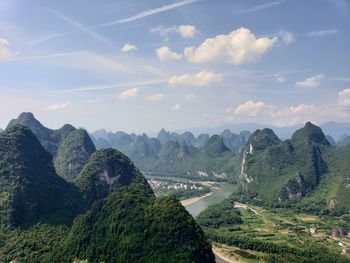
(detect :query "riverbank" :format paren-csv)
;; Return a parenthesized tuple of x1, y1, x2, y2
(213, 246, 240, 263)
(181, 192, 213, 206)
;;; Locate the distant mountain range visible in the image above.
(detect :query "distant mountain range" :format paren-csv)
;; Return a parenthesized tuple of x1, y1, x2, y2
(175, 121, 350, 141)
(91, 127, 251, 181)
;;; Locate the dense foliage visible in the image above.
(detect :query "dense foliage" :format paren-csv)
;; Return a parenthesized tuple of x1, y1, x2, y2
(6, 112, 75, 156)
(74, 148, 152, 204)
(0, 125, 87, 227)
(48, 186, 215, 263)
(236, 122, 332, 204)
(54, 129, 96, 178)
(0, 122, 215, 262)
(197, 199, 243, 228)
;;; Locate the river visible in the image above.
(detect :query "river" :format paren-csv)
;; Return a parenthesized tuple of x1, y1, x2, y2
(184, 182, 235, 263)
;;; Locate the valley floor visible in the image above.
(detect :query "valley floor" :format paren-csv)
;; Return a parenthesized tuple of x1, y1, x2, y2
(209, 204, 350, 262)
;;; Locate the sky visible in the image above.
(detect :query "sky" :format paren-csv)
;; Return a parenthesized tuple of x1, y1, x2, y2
(0, 0, 350, 133)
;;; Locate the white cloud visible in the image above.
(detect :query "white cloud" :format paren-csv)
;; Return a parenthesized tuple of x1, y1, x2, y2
(0, 38, 15, 61)
(233, 101, 269, 117)
(177, 25, 198, 38)
(234, 1, 285, 14)
(117, 88, 139, 100)
(169, 70, 222, 87)
(305, 29, 339, 37)
(184, 27, 277, 64)
(172, 103, 181, 110)
(295, 74, 325, 88)
(156, 46, 182, 61)
(151, 24, 198, 38)
(228, 100, 319, 126)
(338, 88, 350, 107)
(278, 31, 295, 45)
(46, 101, 71, 111)
(121, 43, 138, 53)
(145, 93, 165, 102)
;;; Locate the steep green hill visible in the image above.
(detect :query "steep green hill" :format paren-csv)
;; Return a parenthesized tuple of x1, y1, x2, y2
(7, 112, 96, 179)
(0, 125, 87, 227)
(237, 123, 330, 204)
(74, 148, 152, 204)
(7, 112, 76, 156)
(54, 129, 96, 178)
(48, 186, 215, 263)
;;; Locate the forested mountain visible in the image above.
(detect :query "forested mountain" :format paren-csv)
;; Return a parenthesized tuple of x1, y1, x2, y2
(54, 129, 96, 178)
(230, 122, 350, 214)
(236, 123, 331, 204)
(0, 120, 215, 262)
(7, 112, 96, 178)
(0, 125, 87, 227)
(49, 187, 214, 263)
(7, 112, 76, 155)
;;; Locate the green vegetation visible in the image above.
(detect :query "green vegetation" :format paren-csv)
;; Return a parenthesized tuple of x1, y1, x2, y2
(74, 148, 152, 204)
(0, 123, 215, 262)
(236, 122, 333, 205)
(7, 112, 96, 179)
(197, 199, 243, 228)
(199, 200, 350, 262)
(54, 129, 96, 178)
(49, 186, 215, 263)
(0, 125, 87, 227)
(6, 112, 75, 156)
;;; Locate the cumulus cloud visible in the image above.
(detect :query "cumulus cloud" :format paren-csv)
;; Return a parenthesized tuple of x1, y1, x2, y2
(278, 31, 295, 45)
(184, 27, 277, 64)
(305, 29, 339, 37)
(0, 38, 15, 61)
(121, 43, 138, 53)
(177, 25, 198, 38)
(145, 93, 165, 101)
(46, 101, 71, 111)
(295, 74, 325, 88)
(338, 88, 350, 107)
(117, 88, 139, 100)
(172, 103, 181, 110)
(228, 100, 318, 126)
(156, 46, 182, 61)
(169, 70, 222, 87)
(151, 24, 198, 38)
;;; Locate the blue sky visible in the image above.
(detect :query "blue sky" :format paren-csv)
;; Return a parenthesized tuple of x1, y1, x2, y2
(0, 0, 349, 133)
